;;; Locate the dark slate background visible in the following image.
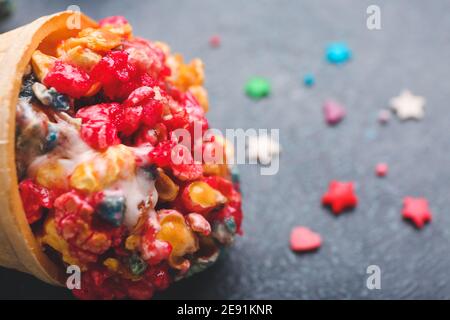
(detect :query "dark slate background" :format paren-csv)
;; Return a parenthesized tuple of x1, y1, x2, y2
(1, 0, 450, 299)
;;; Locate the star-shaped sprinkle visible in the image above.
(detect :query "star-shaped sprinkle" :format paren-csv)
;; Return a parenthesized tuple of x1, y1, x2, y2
(247, 135, 281, 164)
(326, 42, 352, 64)
(290, 227, 322, 252)
(375, 163, 388, 177)
(390, 90, 426, 120)
(402, 197, 432, 228)
(323, 100, 346, 125)
(245, 77, 271, 100)
(322, 181, 358, 214)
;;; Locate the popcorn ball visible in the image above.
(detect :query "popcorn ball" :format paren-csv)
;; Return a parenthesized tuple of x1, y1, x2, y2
(13, 15, 243, 299)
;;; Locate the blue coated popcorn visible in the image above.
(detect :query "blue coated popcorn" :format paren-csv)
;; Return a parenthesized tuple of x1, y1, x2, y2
(97, 191, 126, 227)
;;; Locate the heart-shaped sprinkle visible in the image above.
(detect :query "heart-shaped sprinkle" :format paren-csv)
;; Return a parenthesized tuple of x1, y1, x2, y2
(290, 227, 322, 252)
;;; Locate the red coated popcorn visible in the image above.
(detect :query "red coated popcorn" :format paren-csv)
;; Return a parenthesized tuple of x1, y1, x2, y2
(44, 61, 93, 98)
(123, 38, 170, 80)
(15, 15, 243, 299)
(19, 179, 53, 224)
(76, 103, 122, 150)
(90, 50, 140, 101)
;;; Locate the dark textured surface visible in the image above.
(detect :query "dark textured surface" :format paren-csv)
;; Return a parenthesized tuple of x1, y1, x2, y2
(1, 0, 450, 299)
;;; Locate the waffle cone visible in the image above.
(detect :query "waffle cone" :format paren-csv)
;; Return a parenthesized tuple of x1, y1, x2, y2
(0, 11, 97, 285)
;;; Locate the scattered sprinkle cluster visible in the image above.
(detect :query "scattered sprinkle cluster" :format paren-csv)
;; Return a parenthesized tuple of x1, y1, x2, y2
(234, 41, 432, 252)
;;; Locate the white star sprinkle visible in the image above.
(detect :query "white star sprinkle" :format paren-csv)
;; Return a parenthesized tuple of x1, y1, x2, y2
(390, 90, 426, 120)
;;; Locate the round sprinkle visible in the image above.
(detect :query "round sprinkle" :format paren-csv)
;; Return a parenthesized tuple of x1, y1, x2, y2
(326, 42, 352, 64)
(378, 109, 391, 124)
(364, 128, 378, 141)
(303, 74, 315, 87)
(44, 124, 59, 153)
(375, 163, 388, 177)
(245, 77, 271, 99)
(209, 35, 221, 48)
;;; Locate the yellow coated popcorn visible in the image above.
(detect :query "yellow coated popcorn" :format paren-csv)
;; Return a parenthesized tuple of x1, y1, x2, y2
(102, 144, 136, 182)
(156, 211, 198, 270)
(155, 169, 179, 202)
(103, 258, 120, 272)
(215, 135, 234, 162)
(39, 216, 86, 270)
(103, 257, 142, 280)
(188, 85, 209, 112)
(78, 27, 123, 52)
(84, 233, 111, 253)
(103, 258, 142, 281)
(101, 23, 133, 38)
(188, 181, 226, 208)
(57, 28, 122, 56)
(56, 38, 81, 57)
(154, 41, 170, 56)
(70, 162, 100, 193)
(61, 46, 102, 72)
(31, 50, 56, 82)
(203, 163, 230, 177)
(167, 54, 205, 92)
(125, 235, 141, 251)
(203, 135, 234, 170)
(36, 160, 68, 190)
(70, 145, 136, 193)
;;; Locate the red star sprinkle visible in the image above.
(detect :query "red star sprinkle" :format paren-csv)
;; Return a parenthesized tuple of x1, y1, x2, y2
(290, 227, 322, 252)
(322, 181, 358, 214)
(402, 197, 432, 228)
(375, 163, 388, 177)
